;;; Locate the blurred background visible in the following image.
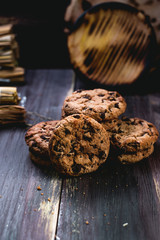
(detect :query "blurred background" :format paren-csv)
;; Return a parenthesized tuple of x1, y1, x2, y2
(0, 2, 70, 68)
(0, 0, 159, 71)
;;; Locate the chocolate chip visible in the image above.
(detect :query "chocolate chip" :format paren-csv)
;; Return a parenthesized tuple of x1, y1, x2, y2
(114, 103, 120, 109)
(108, 96, 115, 101)
(100, 112, 105, 120)
(117, 128, 123, 133)
(53, 141, 62, 151)
(40, 135, 47, 140)
(122, 117, 130, 122)
(93, 144, 97, 148)
(89, 153, 94, 161)
(76, 89, 83, 93)
(139, 120, 143, 125)
(72, 163, 82, 174)
(98, 150, 106, 159)
(80, 146, 84, 152)
(83, 94, 91, 100)
(83, 135, 92, 141)
(65, 128, 71, 135)
(53, 145, 58, 151)
(73, 114, 80, 119)
(109, 92, 115, 95)
(98, 94, 105, 97)
(87, 124, 95, 133)
(32, 142, 37, 147)
(115, 92, 120, 97)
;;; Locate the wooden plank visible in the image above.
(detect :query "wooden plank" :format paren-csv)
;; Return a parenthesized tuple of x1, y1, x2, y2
(56, 76, 160, 240)
(0, 69, 73, 240)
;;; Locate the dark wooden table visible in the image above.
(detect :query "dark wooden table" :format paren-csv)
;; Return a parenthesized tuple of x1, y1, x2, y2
(0, 69, 160, 240)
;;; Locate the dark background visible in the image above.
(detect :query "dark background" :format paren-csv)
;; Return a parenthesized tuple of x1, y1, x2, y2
(0, 2, 71, 68)
(0, 1, 160, 93)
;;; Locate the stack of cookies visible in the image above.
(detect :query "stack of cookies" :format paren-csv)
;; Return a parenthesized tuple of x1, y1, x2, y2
(109, 117, 159, 164)
(25, 88, 159, 176)
(25, 121, 59, 166)
(25, 114, 110, 176)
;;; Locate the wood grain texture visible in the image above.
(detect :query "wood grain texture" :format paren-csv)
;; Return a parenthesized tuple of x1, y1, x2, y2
(0, 69, 73, 240)
(56, 75, 160, 240)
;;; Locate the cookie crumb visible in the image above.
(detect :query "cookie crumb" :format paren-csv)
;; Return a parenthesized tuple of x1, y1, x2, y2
(85, 221, 89, 225)
(41, 193, 44, 195)
(33, 209, 37, 212)
(37, 185, 42, 191)
(48, 198, 51, 202)
(123, 223, 128, 227)
(104, 213, 107, 217)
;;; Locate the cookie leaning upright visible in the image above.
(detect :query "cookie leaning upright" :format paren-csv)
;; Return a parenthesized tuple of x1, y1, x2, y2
(110, 117, 159, 163)
(25, 120, 59, 166)
(62, 89, 127, 122)
(49, 114, 110, 176)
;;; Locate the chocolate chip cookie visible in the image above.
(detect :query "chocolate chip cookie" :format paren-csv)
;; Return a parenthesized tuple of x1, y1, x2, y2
(25, 120, 59, 166)
(62, 89, 127, 122)
(109, 116, 159, 163)
(49, 114, 110, 176)
(110, 117, 159, 153)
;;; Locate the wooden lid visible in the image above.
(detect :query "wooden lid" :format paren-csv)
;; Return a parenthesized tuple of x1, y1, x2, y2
(68, 2, 156, 85)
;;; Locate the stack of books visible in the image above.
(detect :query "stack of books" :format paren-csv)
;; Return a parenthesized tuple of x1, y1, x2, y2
(0, 24, 24, 83)
(0, 86, 26, 125)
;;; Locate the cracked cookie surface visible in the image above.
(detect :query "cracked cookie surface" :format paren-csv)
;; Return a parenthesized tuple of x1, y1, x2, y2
(110, 117, 159, 153)
(49, 114, 110, 176)
(25, 120, 59, 166)
(62, 89, 127, 122)
(118, 145, 154, 164)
